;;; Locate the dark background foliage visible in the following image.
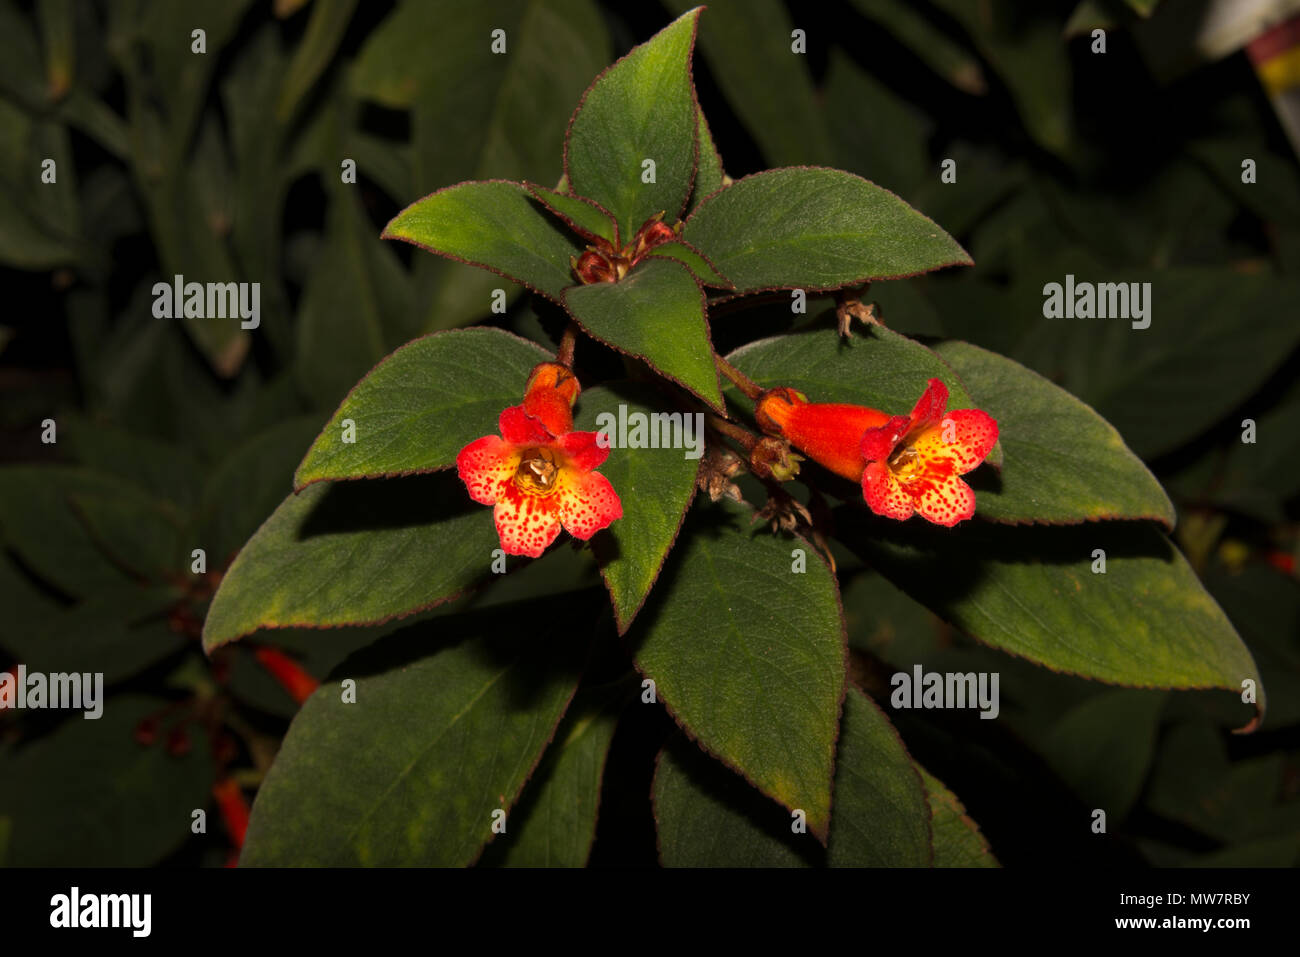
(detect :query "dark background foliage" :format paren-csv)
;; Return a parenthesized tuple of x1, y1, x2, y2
(0, 0, 1297, 867)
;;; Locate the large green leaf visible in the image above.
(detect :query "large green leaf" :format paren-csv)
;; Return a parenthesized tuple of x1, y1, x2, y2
(0, 696, 212, 866)
(564, 258, 723, 410)
(383, 180, 581, 301)
(295, 328, 549, 488)
(934, 340, 1175, 526)
(682, 167, 971, 293)
(564, 8, 700, 240)
(239, 600, 591, 865)
(727, 327, 1002, 469)
(485, 683, 625, 867)
(1038, 689, 1167, 820)
(1013, 269, 1300, 459)
(630, 501, 846, 838)
(838, 512, 1264, 728)
(653, 734, 816, 867)
(202, 473, 501, 650)
(573, 384, 700, 632)
(827, 688, 932, 866)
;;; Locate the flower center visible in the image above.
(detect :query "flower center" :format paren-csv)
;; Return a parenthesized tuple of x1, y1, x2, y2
(888, 444, 921, 480)
(514, 447, 561, 496)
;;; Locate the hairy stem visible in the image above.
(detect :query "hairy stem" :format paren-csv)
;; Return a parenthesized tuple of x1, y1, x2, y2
(714, 354, 763, 400)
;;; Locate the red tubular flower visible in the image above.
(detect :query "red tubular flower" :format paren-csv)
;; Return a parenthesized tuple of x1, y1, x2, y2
(755, 379, 998, 527)
(212, 777, 250, 851)
(456, 364, 622, 557)
(253, 647, 319, 705)
(755, 387, 890, 481)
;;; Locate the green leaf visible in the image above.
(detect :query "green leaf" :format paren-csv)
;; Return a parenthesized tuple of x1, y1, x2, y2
(933, 340, 1174, 526)
(848, 0, 986, 94)
(364, 0, 610, 333)
(689, 108, 725, 211)
(727, 326, 1001, 468)
(383, 180, 581, 301)
(0, 696, 213, 866)
(1038, 689, 1167, 820)
(68, 491, 184, 581)
(682, 167, 971, 294)
(665, 0, 836, 167)
(202, 473, 500, 650)
(653, 734, 815, 867)
(928, 0, 1072, 154)
(1204, 566, 1300, 728)
(917, 766, 997, 867)
(240, 601, 591, 865)
(61, 415, 202, 508)
(295, 328, 550, 488)
(0, 467, 145, 597)
(645, 239, 732, 288)
(564, 258, 723, 410)
(827, 688, 932, 866)
(837, 514, 1265, 728)
(825, 49, 930, 197)
(572, 383, 701, 632)
(526, 182, 618, 245)
(564, 8, 700, 241)
(486, 683, 625, 867)
(296, 187, 412, 409)
(630, 501, 846, 838)
(6, 586, 185, 685)
(1016, 269, 1300, 459)
(276, 0, 358, 121)
(194, 416, 325, 564)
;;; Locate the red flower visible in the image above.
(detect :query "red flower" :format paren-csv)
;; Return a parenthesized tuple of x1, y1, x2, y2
(456, 363, 622, 557)
(755, 379, 998, 527)
(859, 379, 998, 527)
(212, 777, 251, 854)
(253, 647, 319, 705)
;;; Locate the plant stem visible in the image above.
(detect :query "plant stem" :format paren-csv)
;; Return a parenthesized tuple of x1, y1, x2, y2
(706, 413, 759, 451)
(714, 354, 763, 400)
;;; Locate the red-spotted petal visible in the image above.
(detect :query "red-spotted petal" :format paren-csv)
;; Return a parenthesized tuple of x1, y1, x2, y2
(493, 484, 563, 558)
(558, 429, 610, 473)
(499, 405, 554, 445)
(908, 378, 949, 432)
(862, 461, 914, 521)
(556, 469, 622, 540)
(860, 414, 911, 464)
(456, 434, 520, 505)
(912, 472, 977, 527)
(912, 409, 999, 475)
